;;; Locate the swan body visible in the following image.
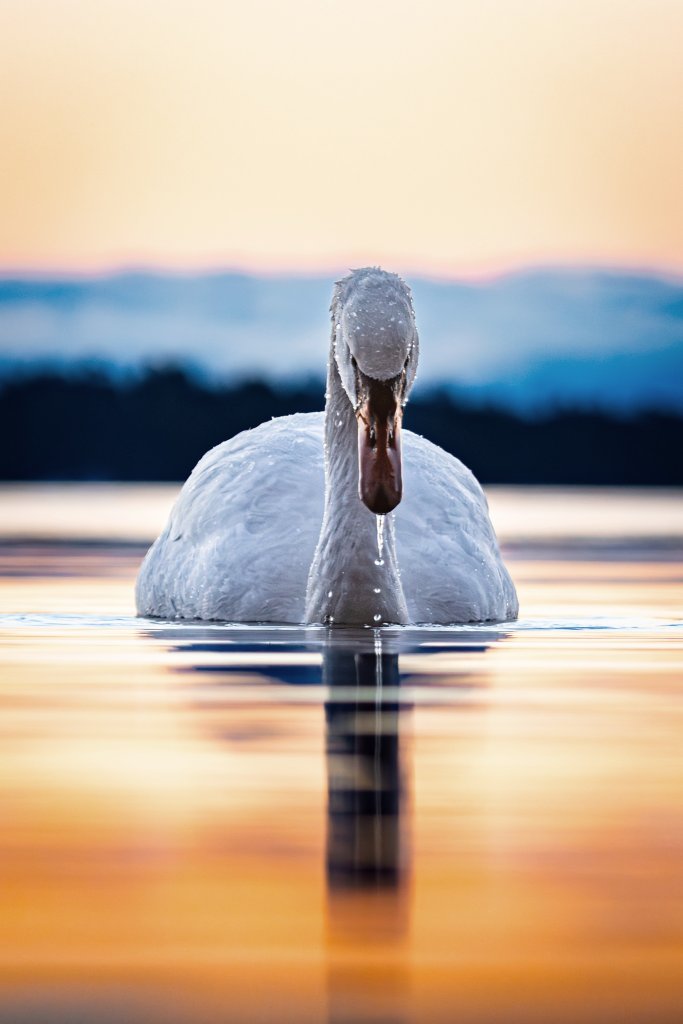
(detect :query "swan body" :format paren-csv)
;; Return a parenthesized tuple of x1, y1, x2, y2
(136, 412, 517, 623)
(136, 268, 518, 625)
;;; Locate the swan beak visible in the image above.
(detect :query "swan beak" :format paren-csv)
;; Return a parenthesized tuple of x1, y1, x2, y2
(356, 379, 403, 514)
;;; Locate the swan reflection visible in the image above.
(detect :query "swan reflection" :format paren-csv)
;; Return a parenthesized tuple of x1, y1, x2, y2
(324, 644, 407, 891)
(323, 636, 411, 1024)
(145, 622, 504, 1024)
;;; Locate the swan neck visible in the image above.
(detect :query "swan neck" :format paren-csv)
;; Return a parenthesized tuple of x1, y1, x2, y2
(323, 345, 357, 488)
(304, 340, 409, 626)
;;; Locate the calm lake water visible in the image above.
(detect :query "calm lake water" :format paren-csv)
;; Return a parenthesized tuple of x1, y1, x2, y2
(0, 485, 682, 1023)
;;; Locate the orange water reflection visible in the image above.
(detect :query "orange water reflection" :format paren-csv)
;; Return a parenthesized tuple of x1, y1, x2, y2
(0, 496, 682, 1022)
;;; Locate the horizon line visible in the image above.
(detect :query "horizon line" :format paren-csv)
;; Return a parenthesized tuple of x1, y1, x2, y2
(0, 256, 682, 286)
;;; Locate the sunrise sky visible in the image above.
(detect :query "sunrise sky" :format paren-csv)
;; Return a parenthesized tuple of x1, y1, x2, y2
(0, 0, 681, 276)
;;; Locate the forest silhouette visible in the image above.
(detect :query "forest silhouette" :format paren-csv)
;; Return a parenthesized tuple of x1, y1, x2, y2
(2, 367, 681, 485)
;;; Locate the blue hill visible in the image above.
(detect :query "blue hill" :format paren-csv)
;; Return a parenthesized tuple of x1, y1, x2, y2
(1, 267, 681, 411)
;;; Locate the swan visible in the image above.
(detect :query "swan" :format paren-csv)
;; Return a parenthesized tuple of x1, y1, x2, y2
(136, 267, 518, 625)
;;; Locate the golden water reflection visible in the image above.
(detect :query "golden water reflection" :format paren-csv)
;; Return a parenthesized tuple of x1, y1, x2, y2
(0, 509, 682, 1021)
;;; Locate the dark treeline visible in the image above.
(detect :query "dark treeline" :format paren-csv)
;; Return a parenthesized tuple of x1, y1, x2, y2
(2, 367, 682, 485)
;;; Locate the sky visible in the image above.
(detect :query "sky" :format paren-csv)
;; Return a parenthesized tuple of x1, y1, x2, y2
(1, 0, 682, 277)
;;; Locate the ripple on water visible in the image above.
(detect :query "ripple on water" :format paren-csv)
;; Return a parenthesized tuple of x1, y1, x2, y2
(1, 517, 682, 1022)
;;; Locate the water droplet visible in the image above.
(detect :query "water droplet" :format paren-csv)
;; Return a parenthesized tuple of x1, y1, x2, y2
(328, 590, 333, 598)
(374, 558, 384, 567)
(373, 587, 381, 594)
(373, 614, 382, 622)
(376, 515, 385, 562)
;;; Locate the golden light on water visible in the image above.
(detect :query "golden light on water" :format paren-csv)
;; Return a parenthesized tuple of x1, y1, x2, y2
(0, 485, 682, 1021)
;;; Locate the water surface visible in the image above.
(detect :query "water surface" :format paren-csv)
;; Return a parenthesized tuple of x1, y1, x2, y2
(0, 486, 682, 1023)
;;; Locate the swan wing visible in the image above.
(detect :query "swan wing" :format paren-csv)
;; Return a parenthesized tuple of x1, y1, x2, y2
(135, 413, 324, 622)
(398, 432, 518, 623)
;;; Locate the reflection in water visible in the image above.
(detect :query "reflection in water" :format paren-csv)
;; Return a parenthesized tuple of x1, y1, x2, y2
(2, 519, 683, 1024)
(167, 625, 418, 1022)
(325, 643, 406, 892)
(324, 636, 411, 1024)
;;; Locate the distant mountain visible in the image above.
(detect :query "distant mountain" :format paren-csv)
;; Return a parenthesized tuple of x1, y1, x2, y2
(1, 267, 681, 411)
(460, 343, 683, 413)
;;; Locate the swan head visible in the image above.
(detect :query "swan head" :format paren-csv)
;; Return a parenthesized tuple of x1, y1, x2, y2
(332, 267, 419, 515)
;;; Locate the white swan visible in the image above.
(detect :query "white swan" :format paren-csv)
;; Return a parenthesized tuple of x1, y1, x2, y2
(136, 268, 518, 625)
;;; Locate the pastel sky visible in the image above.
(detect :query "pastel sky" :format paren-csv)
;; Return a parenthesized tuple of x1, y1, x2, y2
(1, 0, 681, 275)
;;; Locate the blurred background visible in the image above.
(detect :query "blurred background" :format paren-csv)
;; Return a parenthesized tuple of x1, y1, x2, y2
(1, 0, 682, 484)
(2, 7, 683, 1023)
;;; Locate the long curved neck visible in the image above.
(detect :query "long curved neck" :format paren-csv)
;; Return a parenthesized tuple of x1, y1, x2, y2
(304, 337, 409, 626)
